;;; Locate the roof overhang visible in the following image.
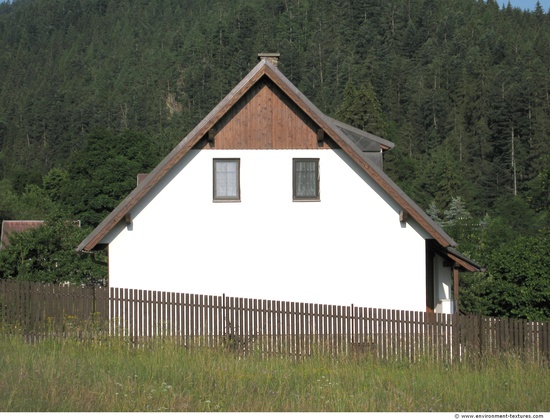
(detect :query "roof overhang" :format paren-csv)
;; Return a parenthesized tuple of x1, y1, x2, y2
(444, 247, 485, 273)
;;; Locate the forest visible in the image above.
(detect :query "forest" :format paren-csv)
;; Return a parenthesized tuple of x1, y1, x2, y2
(0, 0, 548, 319)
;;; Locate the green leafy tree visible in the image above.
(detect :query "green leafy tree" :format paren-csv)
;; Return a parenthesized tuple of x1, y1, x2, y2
(426, 200, 443, 225)
(42, 167, 69, 204)
(14, 184, 60, 220)
(492, 195, 541, 236)
(337, 79, 387, 136)
(0, 179, 60, 222)
(60, 129, 160, 226)
(0, 218, 107, 285)
(441, 196, 473, 241)
(526, 155, 550, 213)
(460, 234, 550, 321)
(0, 179, 18, 221)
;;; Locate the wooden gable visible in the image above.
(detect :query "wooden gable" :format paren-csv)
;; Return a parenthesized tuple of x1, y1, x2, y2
(197, 77, 336, 150)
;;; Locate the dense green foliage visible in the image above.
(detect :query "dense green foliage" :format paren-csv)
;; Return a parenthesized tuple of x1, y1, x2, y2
(461, 235, 550, 320)
(0, 337, 548, 412)
(55, 129, 161, 226)
(0, 218, 107, 284)
(0, 0, 548, 317)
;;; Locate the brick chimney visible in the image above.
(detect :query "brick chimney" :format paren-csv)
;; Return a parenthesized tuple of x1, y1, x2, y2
(258, 52, 280, 67)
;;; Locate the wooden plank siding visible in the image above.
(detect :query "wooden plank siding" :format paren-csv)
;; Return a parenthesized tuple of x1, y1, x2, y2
(197, 77, 336, 150)
(1, 279, 549, 364)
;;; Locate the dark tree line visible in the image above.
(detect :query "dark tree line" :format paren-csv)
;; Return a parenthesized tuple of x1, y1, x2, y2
(0, 0, 548, 319)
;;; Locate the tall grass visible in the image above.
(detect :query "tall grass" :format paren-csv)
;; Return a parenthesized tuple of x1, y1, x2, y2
(0, 335, 548, 412)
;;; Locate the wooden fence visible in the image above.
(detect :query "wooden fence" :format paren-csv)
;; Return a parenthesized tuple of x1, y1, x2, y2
(0, 279, 109, 340)
(1, 279, 549, 364)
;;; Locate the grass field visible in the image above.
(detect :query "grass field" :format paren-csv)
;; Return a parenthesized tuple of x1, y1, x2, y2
(0, 335, 548, 412)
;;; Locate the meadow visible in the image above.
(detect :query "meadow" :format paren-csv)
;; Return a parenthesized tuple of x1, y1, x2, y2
(0, 335, 548, 412)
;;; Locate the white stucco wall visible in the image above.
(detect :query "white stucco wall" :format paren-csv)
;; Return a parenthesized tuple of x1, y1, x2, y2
(434, 254, 454, 314)
(105, 148, 433, 312)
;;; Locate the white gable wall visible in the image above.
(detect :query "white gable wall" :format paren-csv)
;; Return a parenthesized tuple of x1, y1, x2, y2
(106, 148, 435, 312)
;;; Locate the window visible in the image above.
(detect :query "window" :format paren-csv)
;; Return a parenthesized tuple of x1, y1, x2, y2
(213, 158, 240, 201)
(293, 158, 319, 201)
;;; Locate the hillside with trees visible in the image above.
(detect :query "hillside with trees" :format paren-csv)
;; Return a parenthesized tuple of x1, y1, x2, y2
(0, 0, 548, 319)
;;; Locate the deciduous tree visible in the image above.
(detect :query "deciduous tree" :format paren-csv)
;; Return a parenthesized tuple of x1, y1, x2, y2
(0, 218, 107, 285)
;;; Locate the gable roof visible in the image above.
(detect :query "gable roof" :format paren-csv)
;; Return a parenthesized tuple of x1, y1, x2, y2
(76, 58, 482, 272)
(1, 220, 44, 249)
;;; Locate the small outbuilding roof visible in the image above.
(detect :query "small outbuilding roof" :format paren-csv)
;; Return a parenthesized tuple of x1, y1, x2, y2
(1, 220, 44, 249)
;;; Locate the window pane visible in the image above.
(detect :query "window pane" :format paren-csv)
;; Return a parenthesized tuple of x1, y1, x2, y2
(214, 159, 239, 200)
(294, 158, 319, 200)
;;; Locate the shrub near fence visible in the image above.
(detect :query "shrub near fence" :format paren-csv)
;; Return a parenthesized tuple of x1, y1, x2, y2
(1, 279, 549, 364)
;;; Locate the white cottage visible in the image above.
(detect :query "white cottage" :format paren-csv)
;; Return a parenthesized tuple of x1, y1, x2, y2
(77, 54, 482, 314)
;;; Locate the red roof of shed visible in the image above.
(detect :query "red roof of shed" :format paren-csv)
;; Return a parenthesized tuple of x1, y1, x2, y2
(0, 220, 44, 249)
